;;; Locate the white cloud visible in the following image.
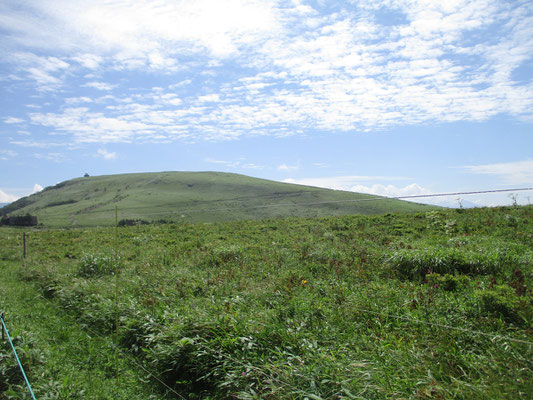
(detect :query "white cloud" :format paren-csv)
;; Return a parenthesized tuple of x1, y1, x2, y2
(2, 1, 533, 140)
(348, 183, 432, 198)
(278, 163, 300, 171)
(72, 53, 103, 69)
(197, 94, 221, 103)
(10, 140, 64, 148)
(241, 163, 264, 170)
(65, 96, 93, 105)
(462, 159, 533, 185)
(0, 189, 19, 203)
(0, 150, 17, 160)
(33, 152, 67, 162)
(33, 184, 43, 193)
(83, 81, 117, 91)
(1, 0, 280, 60)
(204, 157, 240, 168)
(282, 176, 428, 196)
(97, 148, 117, 160)
(25, 67, 61, 88)
(29, 107, 152, 143)
(283, 175, 411, 189)
(4, 117, 24, 124)
(7, 53, 70, 90)
(204, 157, 263, 170)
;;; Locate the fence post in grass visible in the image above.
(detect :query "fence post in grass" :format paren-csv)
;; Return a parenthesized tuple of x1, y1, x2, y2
(23, 232, 27, 259)
(1, 313, 4, 341)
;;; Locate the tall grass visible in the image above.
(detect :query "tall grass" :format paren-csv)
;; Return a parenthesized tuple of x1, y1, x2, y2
(0, 205, 532, 398)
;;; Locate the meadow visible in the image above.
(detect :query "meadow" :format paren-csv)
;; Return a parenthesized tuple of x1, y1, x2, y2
(0, 205, 532, 399)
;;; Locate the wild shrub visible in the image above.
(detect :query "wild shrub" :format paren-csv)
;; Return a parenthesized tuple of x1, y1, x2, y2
(0, 342, 23, 393)
(77, 253, 121, 278)
(388, 247, 516, 280)
(0, 332, 43, 395)
(475, 285, 528, 325)
(145, 323, 231, 396)
(426, 272, 470, 291)
(18, 267, 59, 298)
(204, 246, 244, 268)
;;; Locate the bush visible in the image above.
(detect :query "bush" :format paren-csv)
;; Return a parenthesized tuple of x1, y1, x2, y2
(426, 273, 470, 291)
(118, 218, 149, 227)
(388, 247, 514, 280)
(204, 246, 244, 268)
(476, 285, 528, 325)
(77, 253, 121, 278)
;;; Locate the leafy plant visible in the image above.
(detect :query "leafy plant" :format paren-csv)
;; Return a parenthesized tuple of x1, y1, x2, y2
(77, 253, 121, 278)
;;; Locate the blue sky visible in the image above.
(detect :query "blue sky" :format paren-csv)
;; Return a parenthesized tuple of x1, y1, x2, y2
(1, 0, 532, 207)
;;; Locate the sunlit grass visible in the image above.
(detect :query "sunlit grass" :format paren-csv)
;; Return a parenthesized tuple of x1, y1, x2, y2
(1, 205, 532, 398)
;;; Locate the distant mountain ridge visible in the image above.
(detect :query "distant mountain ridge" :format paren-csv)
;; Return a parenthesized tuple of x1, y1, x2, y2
(0, 171, 437, 227)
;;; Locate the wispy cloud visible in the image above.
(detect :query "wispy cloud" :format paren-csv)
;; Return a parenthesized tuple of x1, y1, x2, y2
(10, 140, 68, 148)
(7, 53, 70, 90)
(3, 117, 24, 124)
(204, 157, 264, 170)
(204, 158, 240, 168)
(33, 152, 67, 162)
(65, 96, 93, 105)
(1, 1, 532, 142)
(97, 148, 117, 160)
(0, 150, 17, 160)
(29, 107, 152, 143)
(283, 175, 411, 189)
(72, 53, 103, 69)
(282, 175, 423, 193)
(0, 184, 43, 203)
(283, 176, 437, 200)
(83, 81, 116, 91)
(462, 159, 533, 185)
(347, 183, 432, 198)
(0, 189, 19, 203)
(278, 163, 300, 171)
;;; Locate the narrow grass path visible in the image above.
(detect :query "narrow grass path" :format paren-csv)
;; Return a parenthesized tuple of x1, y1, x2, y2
(0, 260, 172, 399)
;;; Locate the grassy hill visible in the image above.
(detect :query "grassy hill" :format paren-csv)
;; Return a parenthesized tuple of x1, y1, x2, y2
(0, 171, 435, 227)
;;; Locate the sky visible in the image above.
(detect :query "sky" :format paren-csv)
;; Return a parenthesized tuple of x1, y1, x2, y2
(1, 0, 532, 208)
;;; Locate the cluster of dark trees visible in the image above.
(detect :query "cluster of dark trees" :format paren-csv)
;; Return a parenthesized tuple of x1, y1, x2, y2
(117, 218, 150, 227)
(1, 215, 38, 226)
(117, 218, 173, 227)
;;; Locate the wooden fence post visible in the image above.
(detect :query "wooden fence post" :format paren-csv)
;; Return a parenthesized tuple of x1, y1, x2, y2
(23, 232, 27, 259)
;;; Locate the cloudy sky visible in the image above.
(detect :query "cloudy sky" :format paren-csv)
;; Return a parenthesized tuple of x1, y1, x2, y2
(1, 0, 532, 207)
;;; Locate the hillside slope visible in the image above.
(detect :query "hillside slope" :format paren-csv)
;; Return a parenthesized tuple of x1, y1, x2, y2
(1, 171, 436, 226)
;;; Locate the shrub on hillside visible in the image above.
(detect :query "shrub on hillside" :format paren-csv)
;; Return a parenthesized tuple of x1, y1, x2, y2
(77, 253, 121, 278)
(475, 285, 531, 325)
(388, 247, 518, 280)
(118, 218, 149, 227)
(426, 272, 470, 291)
(204, 246, 244, 268)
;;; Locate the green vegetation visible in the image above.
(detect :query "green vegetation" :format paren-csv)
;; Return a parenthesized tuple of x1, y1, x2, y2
(1, 206, 532, 399)
(0, 171, 435, 227)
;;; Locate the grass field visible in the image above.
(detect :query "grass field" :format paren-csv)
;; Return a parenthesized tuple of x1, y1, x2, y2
(1, 205, 532, 399)
(0, 171, 435, 227)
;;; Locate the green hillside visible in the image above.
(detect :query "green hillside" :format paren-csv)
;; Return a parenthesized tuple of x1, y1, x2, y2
(1, 171, 435, 227)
